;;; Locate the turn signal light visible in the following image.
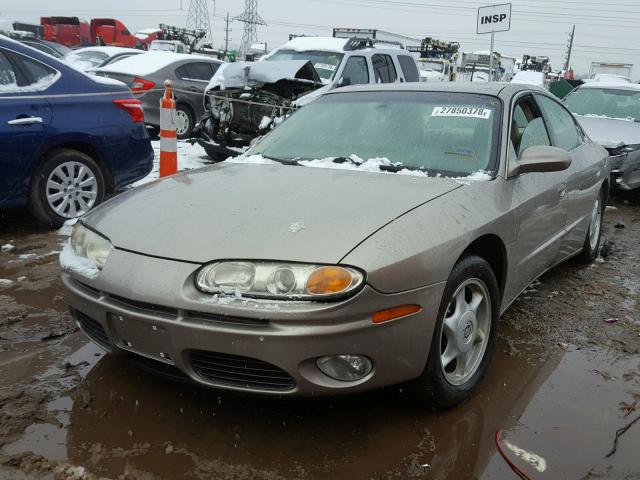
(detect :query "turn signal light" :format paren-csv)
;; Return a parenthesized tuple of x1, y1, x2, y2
(306, 266, 354, 295)
(372, 305, 422, 324)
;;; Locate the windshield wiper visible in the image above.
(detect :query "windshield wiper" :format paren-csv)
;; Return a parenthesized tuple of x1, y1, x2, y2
(261, 155, 300, 166)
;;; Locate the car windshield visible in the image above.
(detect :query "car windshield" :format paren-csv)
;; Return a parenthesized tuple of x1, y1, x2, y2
(151, 42, 177, 52)
(419, 61, 444, 72)
(565, 87, 640, 122)
(265, 49, 344, 80)
(251, 91, 500, 176)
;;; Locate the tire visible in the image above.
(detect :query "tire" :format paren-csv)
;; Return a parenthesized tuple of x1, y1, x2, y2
(29, 149, 105, 228)
(407, 255, 499, 408)
(577, 187, 604, 263)
(175, 104, 194, 139)
(145, 124, 160, 140)
(203, 145, 232, 163)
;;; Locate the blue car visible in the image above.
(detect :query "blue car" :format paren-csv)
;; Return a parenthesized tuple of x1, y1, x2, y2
(0, 35, 153, 226)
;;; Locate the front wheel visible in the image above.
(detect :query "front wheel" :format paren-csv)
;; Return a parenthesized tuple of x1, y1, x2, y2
(577, 188, 604, 263)
(407, 255, 499, 408)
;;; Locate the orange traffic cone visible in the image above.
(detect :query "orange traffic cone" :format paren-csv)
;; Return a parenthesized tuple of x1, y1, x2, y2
(159, 79, 178, 178)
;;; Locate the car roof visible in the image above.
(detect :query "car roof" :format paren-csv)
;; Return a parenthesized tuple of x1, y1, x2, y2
(93, 51, 222, 76)
(325, 81, 543, 99)
(271, 36, 409, 56)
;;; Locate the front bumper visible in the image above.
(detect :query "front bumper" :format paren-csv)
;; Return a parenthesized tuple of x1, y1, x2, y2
(609, 151, 640, 190)
(61, 248, 445, 396)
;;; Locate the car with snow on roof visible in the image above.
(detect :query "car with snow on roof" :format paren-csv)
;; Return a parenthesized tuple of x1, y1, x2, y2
(61, 82, 608, 406)
(195, 36, 421, 161)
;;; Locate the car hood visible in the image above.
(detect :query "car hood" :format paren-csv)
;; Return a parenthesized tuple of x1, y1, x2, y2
(84, 163, 461, 264)
(574, 114, 640, 148)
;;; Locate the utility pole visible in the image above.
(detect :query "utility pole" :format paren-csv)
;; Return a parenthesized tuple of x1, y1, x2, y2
(224, 12, 231, 55)
(234, 0, 266, 58)
(564, 25, 575, 72)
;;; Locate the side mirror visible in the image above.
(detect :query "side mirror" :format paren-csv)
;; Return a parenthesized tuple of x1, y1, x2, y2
(509, 146, 571, 177)
(338, 76, 351, 87)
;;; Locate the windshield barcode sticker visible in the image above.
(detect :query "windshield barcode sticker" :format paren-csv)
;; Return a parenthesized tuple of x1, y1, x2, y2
(432, 106, 491, 119)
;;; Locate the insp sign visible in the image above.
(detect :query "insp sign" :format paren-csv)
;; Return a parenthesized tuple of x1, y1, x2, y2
(477, 3, 512, 34)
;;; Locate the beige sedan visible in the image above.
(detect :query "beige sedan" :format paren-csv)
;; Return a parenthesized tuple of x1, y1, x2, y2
(60, 83, 608, 407)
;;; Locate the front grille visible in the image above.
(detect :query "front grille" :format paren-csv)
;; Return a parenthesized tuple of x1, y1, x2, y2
(190, 350, 296, 391)
(109, 294, 179, 318)
(184, 311, 269, 327)
(74, 310, 111, 348)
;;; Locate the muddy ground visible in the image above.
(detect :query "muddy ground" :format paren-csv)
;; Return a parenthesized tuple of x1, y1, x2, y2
(0, 192, 639, 480)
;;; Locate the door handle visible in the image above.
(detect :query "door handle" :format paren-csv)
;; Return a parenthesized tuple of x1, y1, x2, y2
(8, 116, 43, 126)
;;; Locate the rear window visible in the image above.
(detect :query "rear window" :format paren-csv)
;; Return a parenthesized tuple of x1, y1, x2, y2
(398, 55, 419, 82)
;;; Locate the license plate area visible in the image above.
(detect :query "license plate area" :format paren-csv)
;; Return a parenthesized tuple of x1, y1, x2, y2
(110, 313, 174, 364)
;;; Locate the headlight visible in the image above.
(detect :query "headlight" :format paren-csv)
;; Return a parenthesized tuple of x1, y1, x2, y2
(70, 223, 112, 269)
(195, 261, 364, 300)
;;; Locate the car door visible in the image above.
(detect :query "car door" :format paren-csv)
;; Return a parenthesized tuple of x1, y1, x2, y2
(534, 93, 605, 259)
(336, 55, 370, 87)
(0, 48, 53, 205)
(174, 61, 219, 117)
(503, 94, 569, 303)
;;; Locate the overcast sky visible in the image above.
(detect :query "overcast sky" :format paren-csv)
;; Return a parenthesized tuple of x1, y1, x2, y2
(3, 0, 640, 79)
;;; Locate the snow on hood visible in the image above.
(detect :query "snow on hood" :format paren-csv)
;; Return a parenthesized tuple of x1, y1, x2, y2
(227, 153, 493, 184)
(574, 114, 640, 148)
(206, 60, 320, 92)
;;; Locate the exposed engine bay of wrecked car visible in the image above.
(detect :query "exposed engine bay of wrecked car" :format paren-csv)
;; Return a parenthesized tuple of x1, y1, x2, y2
(195, 60, 322, 161)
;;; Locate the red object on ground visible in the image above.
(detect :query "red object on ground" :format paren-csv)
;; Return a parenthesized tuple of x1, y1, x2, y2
(40, 17, 91, 47)
(159, 80, 178, 178)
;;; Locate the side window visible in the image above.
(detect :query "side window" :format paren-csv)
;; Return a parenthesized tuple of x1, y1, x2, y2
(535, 94, 582, 151)
(175, 65, 189, 80)
(511, 97, 551, 157)
(185, 62, 215, 81)
(398, 55, 419, 82)
(340, 56, 369, 85)
(11, 53, 57, 84)
(0, 51, 17, 88)
(372, 54, 397, 83)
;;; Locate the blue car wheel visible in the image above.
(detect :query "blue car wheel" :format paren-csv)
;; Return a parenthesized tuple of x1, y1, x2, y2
(29, 149, 106, 227)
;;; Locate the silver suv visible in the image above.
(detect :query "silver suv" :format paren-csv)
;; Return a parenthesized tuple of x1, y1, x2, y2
(263, 36, 421, 105)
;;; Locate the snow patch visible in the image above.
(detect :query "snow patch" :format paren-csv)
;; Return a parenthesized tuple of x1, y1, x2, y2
(59, 242, 99, 279)
(582, 113, 635, 123)
(0, 73, 60, 93)
(18, 253, 37, 260)
(0, 279, 15, 289)
(57, 218, 78, 236)
(1, 243, 15, 252)
(289, 222, 306, 233)
(94, 51, 217, 77)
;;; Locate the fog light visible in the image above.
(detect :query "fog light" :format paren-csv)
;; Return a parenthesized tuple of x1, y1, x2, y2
(316, 355, 372, 381)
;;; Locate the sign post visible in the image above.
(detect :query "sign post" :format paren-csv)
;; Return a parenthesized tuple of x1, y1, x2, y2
(477, 3, 512, 82)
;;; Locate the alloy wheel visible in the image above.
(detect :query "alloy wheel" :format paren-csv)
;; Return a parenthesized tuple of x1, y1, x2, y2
(439, 278, 491, 386)
(45, 161, 98, 218)
(175, 109, 190, 136)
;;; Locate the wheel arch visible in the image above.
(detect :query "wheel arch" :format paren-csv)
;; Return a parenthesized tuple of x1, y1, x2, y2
(39, 142, 114, 192)
(456, 234, 508, 303)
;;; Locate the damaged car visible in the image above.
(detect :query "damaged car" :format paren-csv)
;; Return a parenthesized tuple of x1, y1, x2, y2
(195, 36, 421, 160)
(61, 83, 608, 407)
(565, 82, 640, 190)
(195, 59, 322, 161)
